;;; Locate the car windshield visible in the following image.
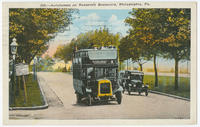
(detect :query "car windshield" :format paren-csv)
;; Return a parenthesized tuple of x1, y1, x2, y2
(130, 75, 142, 80)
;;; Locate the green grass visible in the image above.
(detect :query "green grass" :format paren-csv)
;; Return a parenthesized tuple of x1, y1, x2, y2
(10, 74, 44, 107)
(143, 75, 190, 99)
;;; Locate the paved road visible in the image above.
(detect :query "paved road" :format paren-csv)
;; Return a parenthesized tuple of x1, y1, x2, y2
(9, 72, 190, 119)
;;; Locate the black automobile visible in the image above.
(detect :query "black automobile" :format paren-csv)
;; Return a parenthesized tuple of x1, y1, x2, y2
(120, 70, 149, 96)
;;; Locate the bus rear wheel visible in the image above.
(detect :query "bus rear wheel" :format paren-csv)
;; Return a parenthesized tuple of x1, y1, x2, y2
(116, 91, 122, 104)
(76, 93, 81, 104)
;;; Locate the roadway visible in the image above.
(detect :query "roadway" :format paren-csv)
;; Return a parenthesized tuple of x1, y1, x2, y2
(9, 72, 190, 119)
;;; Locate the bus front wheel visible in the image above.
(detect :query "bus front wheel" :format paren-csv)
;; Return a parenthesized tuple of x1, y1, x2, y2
(87, 94, 92, 106)
(116, 91, 122, 104)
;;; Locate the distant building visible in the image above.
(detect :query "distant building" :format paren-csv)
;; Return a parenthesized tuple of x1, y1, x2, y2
(52, 60, 72, 71)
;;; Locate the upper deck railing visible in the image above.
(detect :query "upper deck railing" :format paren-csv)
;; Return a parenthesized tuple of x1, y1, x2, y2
(73, 47, 118, 66)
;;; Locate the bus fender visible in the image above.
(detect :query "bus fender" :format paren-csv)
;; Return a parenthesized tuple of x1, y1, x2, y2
(113, 86, 123, 93)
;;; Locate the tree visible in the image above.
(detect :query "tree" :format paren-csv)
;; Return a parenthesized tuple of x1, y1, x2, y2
(160, 9, 190, 90)
(125, 8, 190, 89)
(9, 8, 76, 64)
(125, 9, 165, 87)
(118, 36, 133, 70)
(75, 28, 120, 49)
(53, 28, 121, 65)
(130, 37, 151, 72)
(119, 36, 149, 71)
(119, 36, 132, 62)
(54, 42, 74, 64)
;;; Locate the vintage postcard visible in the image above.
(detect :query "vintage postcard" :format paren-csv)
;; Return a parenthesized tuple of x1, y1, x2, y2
(2, 1, 197, 126)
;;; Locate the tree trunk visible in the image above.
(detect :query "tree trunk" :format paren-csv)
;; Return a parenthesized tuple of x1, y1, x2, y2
(175, 58, 179, 90)
(65, 63, 67, 72)
(127, 59, 128, 70)
(119, 61, 122, 70)
(120, 61, 122, 70)
(153, 54, 158, 87)
(139, 63, 143, 71)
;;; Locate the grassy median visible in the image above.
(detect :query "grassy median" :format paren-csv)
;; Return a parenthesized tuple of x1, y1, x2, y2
(10, 74, 44, 107)
(143, 75, 190, 99)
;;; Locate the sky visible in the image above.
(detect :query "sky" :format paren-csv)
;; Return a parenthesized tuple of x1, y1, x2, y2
(45, 9, 190, 72)
(46, 9, 131, 56)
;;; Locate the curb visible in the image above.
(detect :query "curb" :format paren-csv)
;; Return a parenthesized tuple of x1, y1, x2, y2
(149, 90, 190, 101)
(9, 76, 48, 110)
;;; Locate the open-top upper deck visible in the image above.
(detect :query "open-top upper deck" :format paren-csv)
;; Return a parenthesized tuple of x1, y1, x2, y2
(74, 47, 117, 60)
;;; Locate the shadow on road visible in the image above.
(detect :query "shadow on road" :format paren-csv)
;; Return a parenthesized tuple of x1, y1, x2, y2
(72, 101, 119, 107)
(124, 92, 148, 96)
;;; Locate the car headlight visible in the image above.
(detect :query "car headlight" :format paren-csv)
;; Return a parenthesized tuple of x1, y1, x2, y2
(142, 85, 144, 87)
(129, 84, 132, 86)
(133, 84, 136, 87)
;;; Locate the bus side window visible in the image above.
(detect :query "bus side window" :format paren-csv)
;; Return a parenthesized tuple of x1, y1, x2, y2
(73, 68, 76, 78)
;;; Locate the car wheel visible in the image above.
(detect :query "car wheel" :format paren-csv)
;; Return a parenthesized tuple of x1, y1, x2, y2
(145, 90, 148, 96)
(138, 90, 141, 95)
(138, 88, 142, 95)
(116, 91, 122, 104)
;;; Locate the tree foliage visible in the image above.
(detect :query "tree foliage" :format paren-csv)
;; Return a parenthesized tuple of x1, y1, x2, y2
(76, 28, 120, 49)
(121, 8, 190, 89)
(54, 42, 74, 63)
(160, 9, 190, 61)
(160, 9, 190, 89)
(119, 36, 132, 61)
(9, 8, 75, 64)
(54, 28, 120, 63)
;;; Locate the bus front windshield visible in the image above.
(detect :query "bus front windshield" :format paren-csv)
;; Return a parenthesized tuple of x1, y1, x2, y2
(95, 67, 117, 79)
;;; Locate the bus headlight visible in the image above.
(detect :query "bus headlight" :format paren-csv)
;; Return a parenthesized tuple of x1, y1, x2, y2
(86, 88, 92, 93)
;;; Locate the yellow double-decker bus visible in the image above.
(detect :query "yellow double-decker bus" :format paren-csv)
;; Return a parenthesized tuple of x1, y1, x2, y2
(72, 46, 123, 106)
